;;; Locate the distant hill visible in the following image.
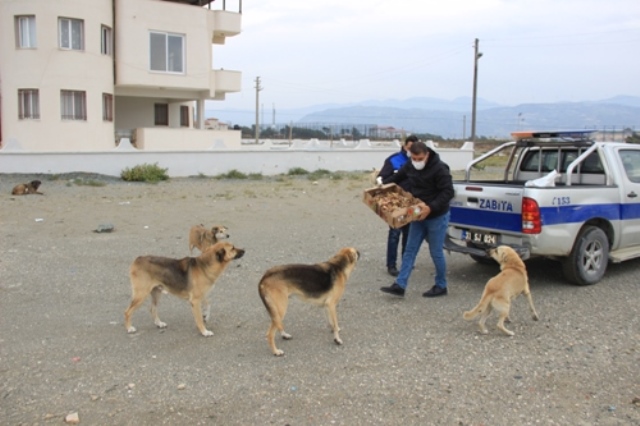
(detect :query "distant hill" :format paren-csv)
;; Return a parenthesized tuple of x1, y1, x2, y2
(207, 96, 640, 138)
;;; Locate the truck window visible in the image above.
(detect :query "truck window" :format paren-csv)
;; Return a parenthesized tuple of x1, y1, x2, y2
(619, 150, 640, 183)
(521, 149, 603, 174)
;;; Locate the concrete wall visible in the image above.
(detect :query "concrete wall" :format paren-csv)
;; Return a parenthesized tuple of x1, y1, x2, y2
(135, 128, 242, 150)
(0, 140, 474, 177)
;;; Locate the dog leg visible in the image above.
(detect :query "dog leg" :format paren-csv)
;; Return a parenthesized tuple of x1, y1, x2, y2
(477, 304, 492, 334)
(150, 287, 167, 329)
(325, 304, 342, 345)
(525, 290, 539, 321)
(124, 285, 153, 334)
(202, 298, 211, 323)
(266, 295, 289, 356)
(493, 300, 515, 336)
(190, 299, 213, 337)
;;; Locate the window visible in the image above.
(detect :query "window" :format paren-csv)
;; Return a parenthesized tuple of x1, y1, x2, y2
(149, 31, 184, 73)
(59, 18, 84, 50)
(60, 90, 87, 120)
(619, 150, 640, 183)
(15, 15, 36, 48)
(180, 106, 189, 127)
(101, 25, 112, 55)
(102, 93, 113, 122)
(154, 103, 169, 126)
(18, 89, 40, 119)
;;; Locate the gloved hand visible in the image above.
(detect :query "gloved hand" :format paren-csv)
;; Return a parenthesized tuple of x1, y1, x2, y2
(376, 176, 383, 187)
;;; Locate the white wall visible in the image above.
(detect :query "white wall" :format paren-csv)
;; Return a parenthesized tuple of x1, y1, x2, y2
(0, 143, 474, 177)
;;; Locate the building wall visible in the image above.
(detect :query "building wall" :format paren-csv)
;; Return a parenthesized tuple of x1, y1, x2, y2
(0, 0, 115, 151)
(115, 0, 214, 95)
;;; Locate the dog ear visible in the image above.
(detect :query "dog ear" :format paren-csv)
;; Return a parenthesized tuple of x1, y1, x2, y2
(216, 247, 227, 262)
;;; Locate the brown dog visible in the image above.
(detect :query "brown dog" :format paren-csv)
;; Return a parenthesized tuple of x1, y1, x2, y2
(258, 247, 360, 356)
(188, 224, 230, 254)
(11, 180, 43, 195)
(463, 245, 539, 336)
(124, 241, 245, 337)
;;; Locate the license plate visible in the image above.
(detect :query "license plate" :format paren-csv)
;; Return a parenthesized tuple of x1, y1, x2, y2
(462, 230, 498, 245)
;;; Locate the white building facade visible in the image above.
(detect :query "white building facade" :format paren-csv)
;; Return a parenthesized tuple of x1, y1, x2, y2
(0, 0, 242, 152)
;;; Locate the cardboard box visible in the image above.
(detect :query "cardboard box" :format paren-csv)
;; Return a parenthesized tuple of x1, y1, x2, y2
(363, 184, 421, 229)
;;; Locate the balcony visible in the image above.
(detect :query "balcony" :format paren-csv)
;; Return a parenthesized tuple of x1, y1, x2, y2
(210, 10, 241, 44)
(209, 69, 241, 99)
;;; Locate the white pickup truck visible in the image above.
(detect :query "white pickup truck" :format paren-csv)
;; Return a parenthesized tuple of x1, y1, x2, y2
(444, 130, 640, 285)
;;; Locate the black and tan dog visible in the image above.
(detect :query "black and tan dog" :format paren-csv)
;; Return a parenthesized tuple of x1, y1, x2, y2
(463, 245, 539, 336)
(188, 224, 230, 254)
(124, 241, 245, 337)
(258, 247, 360, 356)
(11, 180, 43, 195)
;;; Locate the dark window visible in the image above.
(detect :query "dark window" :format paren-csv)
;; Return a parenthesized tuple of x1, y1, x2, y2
(180, 106, 189, 127)
(102, 93, 113, 122)
(154, 103, 168, 126)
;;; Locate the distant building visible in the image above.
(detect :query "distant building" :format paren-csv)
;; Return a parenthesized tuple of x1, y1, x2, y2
(371, 125, 406, 139)
(0, 0, 242, 151)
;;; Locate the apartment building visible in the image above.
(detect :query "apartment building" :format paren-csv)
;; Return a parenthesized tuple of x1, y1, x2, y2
(0, 0, 242, 152)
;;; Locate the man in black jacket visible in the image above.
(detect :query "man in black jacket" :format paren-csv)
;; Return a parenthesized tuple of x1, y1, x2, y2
(379, 141, 454, 298)
(376, 135, 417, 276)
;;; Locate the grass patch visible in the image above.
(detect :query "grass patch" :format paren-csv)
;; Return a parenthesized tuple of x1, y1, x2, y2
(215, 169, 248, 179)
(307, 169, 332, 180)
(247, 173, 264, 180)
(121, 163, 169, 183)
(287, 167, 309, 176)
(70, 178, 106, 187)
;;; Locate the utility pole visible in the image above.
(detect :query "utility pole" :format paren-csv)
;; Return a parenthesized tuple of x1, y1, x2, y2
(254, 76, 263, 144)
(470, 38, 482, 143)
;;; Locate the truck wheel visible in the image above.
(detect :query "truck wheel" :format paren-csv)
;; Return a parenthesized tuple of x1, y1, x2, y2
(562, 226, 609, 286)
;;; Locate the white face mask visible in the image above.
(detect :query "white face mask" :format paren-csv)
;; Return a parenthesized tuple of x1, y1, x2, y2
(412, 160, 426, 170)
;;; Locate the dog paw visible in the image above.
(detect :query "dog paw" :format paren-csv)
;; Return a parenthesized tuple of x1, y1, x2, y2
(274, 349, 284, 357)
(334, 337, 343, 345)
(155, 320, 167, 329)
(281, 332, 292, 340)
(127, 326, 137, 334)
(479, 329, 489, 335)
(201, 329, 214, 337)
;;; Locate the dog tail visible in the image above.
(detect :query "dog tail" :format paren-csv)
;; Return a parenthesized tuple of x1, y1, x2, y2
(463, 298, 490, 321)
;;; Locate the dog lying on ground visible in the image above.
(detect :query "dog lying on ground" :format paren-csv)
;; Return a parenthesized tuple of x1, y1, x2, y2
(11, 180, 43, 195)
(258, 247, 360, 356)
(124, 241, 245, 337)
(188, 224, 230, 254)
(463, 245, 539, 336)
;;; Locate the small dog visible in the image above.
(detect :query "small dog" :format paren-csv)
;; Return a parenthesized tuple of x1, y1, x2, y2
(258, 247, 360, 356)
(124, 241, 245, 337)
(463, 245, 539, 336)
(188, 224, 230, 254)
(11, 180, 43, 195)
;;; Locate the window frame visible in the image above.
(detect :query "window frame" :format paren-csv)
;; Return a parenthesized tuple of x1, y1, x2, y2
(15, 15, 37, 48)
(149, 31, 185, 74)
(58, 17, 84, 51)
(60, 90, 87, 121)
(102, 93, 114, 122)
(154, 103, 169, 126)
(101, 25, 112, 56)
(18, 89, 40, 120)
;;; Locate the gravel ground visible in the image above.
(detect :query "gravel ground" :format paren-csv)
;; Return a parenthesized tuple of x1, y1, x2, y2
(0, 173, 638, 425)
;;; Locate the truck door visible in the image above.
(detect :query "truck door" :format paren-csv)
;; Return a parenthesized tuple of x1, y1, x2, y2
(616, 147, 640, 248)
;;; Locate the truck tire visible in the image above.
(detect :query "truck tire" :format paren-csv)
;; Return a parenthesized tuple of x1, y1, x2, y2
(562, 226, 609, 286)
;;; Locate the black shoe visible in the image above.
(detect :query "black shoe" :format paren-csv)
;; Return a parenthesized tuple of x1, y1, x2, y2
(387, 266, 399, 277)
(422, 285, 447, 298)
(380, 282, 405, 297)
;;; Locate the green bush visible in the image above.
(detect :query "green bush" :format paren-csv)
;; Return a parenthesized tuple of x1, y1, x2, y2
(307, 169, 332, 180)
(215, 169, 248, 179)
(287, 167, 309, 175)
(121, 163, 169, 182)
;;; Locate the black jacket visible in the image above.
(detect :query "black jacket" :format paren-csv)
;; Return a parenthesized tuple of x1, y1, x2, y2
(382, 147, 454, 219)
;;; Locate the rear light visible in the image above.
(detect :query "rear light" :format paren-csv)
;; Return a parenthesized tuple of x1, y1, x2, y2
(522, 197, 541, 234)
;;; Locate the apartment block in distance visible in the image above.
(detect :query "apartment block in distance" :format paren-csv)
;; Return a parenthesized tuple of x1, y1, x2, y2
(0, 0, 242, 152)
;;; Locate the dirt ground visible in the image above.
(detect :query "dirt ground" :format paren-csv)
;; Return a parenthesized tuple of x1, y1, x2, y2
(1, 172, 638, 425)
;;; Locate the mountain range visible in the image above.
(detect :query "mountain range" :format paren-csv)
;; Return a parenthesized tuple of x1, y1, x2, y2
(206, 95, 640, 139)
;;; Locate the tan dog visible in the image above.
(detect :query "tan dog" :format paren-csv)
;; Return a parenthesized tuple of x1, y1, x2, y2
(463, 245, 539, 336)
(11, 180, 43, 195)
(124, 241, 245, 337)
(258, 247, 360, 356)
(188, 224, 230, 254)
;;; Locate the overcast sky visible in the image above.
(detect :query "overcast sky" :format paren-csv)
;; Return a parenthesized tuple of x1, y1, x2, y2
(213, 0, 640, 111)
